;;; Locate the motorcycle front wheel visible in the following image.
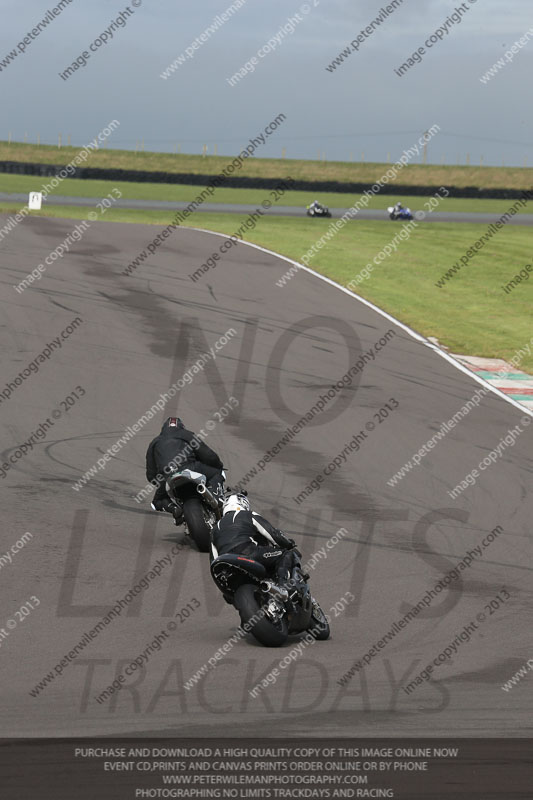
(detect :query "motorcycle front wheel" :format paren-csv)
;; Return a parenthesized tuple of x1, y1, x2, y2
(308, 598, 330, 640)
(234, 584, 288, 647)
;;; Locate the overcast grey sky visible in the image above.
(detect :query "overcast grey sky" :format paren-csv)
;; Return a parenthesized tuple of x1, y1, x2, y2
(1, 0, 531, 166)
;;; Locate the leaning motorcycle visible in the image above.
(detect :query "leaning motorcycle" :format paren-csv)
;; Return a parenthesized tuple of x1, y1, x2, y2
(210, 551, 330, 646)
(387, 205, 413, 220)
(306, 203, 332, 218)
(166, 469, 222, 552)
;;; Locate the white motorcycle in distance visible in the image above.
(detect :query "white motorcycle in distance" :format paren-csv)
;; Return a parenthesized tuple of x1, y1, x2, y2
(166, 468, 224, 552)
(306, 201, 332, 218)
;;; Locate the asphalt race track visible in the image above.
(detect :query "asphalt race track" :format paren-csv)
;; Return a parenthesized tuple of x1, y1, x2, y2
(1, 214, 532, 739)
(2, 191, 533, 225)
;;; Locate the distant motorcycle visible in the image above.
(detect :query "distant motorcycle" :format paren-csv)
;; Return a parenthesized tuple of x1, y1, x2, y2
(210, 548, 330, 647)
(388, 206, 413, 220)
(166, 469, 223, 552)
(306, 202, 331, 218)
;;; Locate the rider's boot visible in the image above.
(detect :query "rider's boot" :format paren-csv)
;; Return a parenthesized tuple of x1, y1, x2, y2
(171, 503, 184, 526)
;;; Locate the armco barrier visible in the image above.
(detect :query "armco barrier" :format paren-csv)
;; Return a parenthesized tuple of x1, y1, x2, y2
(0, 160, 528, 199)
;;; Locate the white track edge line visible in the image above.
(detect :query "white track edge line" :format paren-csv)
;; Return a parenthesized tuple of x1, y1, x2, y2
(189, 225, 533, 419)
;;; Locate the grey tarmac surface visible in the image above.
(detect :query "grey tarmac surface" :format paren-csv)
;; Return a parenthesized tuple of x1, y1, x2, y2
(1, 191, 533, 224)
(1, 214, 532, 738)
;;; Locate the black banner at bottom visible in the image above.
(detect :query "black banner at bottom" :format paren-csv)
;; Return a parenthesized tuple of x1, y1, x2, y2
(1, 738, 531, 799)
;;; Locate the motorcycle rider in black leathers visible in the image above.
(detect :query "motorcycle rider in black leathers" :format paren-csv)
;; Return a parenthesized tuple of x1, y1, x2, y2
(211, 493, 301, 582)
(146, 417, 225, 524)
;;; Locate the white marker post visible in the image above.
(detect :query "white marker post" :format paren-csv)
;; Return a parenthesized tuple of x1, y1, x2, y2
(28, 192, 42, 210)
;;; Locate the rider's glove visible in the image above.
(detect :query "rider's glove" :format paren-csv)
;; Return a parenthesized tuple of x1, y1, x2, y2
(281, 535, 297, 550)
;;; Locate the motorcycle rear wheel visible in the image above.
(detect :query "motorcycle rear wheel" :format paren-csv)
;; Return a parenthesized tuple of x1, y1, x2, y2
(234, 584, 288, 647)
(183, 497, 212, 552)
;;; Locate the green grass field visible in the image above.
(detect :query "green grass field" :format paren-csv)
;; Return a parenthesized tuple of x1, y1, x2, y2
(1, 173, 531, 215)
(1, 140, 532, 188)
(4, 199, 531, 372)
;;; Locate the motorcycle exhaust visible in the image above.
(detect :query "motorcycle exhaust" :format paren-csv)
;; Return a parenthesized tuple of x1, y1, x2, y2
(261, 580, 289, 602)
(196, 483, 219, 511)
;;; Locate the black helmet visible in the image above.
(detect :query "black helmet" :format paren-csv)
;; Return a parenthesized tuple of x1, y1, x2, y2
(161, 417, 184, 433)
